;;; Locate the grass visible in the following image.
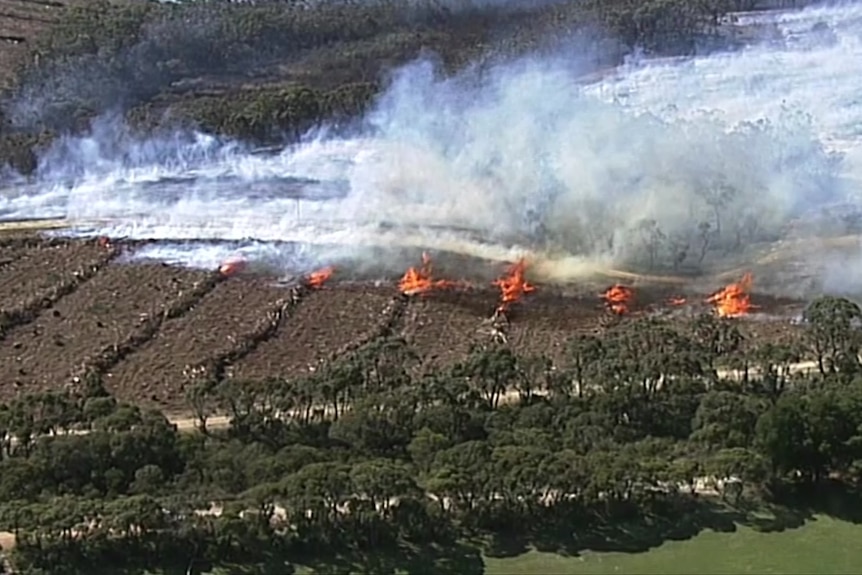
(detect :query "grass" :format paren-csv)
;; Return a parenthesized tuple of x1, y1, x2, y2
(483, 515, 862, 575)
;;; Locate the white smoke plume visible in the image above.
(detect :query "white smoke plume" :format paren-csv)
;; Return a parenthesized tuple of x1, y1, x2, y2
(2, 1, 861, 292)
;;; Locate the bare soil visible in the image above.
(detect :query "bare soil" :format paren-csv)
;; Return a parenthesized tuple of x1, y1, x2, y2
(0, 0, 73, 86)
(228, 283, 396, 382)
(506, 292, 611, 363)
(0, 239, 107, 309)
(400, 289, 500, 369)
(0, 259, 209, 398)
(105, 275, 289, 410)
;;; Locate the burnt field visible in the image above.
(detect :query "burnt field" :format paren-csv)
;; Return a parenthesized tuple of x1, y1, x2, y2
(0, 235, 808, 414)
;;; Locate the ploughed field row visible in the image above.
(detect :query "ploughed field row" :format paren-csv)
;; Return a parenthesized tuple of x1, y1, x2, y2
(0, 261, 210, 393)
(0, 238, 110, 313)
(106, 277, 290, 412)
(0, 238, 807, 411)
(226, 284, 399, 383)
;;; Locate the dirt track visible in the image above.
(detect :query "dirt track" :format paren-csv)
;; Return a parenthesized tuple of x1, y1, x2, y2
(0, 236, 808, 412)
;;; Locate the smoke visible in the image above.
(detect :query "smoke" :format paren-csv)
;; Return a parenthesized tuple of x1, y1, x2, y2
(356, 55, 842, 270)
(3, 2, 862, 293)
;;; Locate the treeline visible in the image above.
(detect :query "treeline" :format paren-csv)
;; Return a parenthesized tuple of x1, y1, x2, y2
(0, 0, 760, 174)
(2, 295, 862, 573)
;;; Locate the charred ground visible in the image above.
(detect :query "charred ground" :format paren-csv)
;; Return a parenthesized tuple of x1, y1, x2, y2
(0, 234, 808, 411)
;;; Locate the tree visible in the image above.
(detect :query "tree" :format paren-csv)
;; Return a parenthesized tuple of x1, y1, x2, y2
(426, 440, 492, 514)
(350, 459, 420, 516)
(803, 296, 862, 375)
(692, 390, 767, 449)
(454, 345, 520, 410)
(755, 394, 817, 481)
(702, 448, 767, 504)
(698, 181, 737, 239)
(564, 335, 605, 398)
(636, 219, 666, 269)
(283, 462, 353, 529)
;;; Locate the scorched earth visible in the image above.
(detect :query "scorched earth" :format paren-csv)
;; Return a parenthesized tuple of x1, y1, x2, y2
(0, 235, 805, 415)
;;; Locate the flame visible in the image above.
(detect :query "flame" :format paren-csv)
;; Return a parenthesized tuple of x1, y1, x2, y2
(706, 272, 755, 318)
(399, 252, 455, 295)
(601, 284, 634, 315)
(218, 257, 247, 278)
(668, 296, 687, 306)
(493, 258, 536, 312)
(306, 267, 333, 289)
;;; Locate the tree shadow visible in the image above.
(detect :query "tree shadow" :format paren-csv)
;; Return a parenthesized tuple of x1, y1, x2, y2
(735, 498, 811, 533)
(296, 540, 484, 575)
(772, 479, 862, 524)
(476, 494, 821, 562)
(68, 536, 299, 575)
(36, 484, 862, 575)
(480, 530, 530, 558)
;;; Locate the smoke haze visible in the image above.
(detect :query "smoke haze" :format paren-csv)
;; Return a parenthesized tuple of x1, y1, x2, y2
(2, 2, 862, 293)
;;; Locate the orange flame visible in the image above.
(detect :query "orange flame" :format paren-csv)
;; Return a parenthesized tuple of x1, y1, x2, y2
(493, 258, 536, 312)
(306, 267, 333, 289)
(668, 296, 687, 306)
(706, 272, 755, 318)
(218, 257, 247, 278)
(399, 253, 455, 295)
(601, 284, 634, 315)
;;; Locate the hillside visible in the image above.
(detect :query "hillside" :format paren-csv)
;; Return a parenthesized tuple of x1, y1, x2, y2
(0, 0, 806, 175)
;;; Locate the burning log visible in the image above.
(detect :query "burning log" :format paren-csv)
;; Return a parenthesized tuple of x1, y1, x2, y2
(600, 284, 633, 315)
(707, 272, 755, 318)
(493, 258, 535, 313)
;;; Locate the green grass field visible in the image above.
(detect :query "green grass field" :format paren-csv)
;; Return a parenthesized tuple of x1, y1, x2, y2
(483, 515, 862, 575)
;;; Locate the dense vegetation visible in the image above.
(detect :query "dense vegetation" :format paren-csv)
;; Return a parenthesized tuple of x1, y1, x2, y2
(2, 295, 862, 574)
(0, 0, 773, 174)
